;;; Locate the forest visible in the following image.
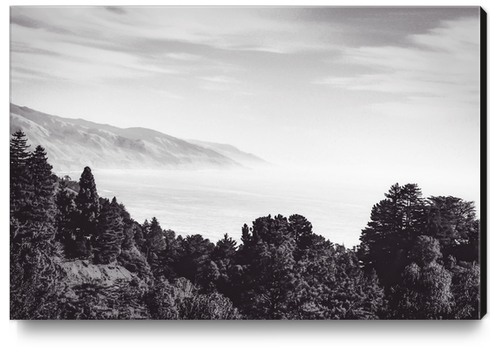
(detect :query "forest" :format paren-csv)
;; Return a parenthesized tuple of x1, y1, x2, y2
(10, 130, 482, 320)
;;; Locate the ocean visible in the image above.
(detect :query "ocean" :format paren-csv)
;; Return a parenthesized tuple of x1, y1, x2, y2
(62, 167, 480, 249)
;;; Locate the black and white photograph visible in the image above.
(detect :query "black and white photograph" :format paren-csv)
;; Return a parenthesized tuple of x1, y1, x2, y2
(9, 5, 484, 324)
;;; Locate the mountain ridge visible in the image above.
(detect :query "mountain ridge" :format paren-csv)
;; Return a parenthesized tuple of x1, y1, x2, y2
(9, 103, 269, 173)
(187, 139, 274, 169)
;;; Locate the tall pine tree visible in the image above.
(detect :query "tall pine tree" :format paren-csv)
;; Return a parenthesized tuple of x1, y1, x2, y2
(28, 145, 57, 224)
(359, 183, 426, 287)
(55, 176, 79, 257)
(94, 198, 124, 264)
(10, 133, 63, 319)
(74, 166, 100, 259)
(10, 130, 32, 222)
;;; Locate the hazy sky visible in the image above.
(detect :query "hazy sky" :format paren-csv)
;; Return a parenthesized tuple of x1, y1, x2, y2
(10, 6, 481, 203)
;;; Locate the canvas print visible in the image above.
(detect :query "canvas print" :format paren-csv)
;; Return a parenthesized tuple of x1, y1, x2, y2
(10, 6, 484, 320)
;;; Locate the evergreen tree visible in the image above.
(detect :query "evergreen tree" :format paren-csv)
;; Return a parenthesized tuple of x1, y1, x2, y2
(427, 196, 479, 261)
(237, 215, 299, 319)
(10, 220, 64, 319)
(140, 219, 151, 254)
(74, 166, 100, 258)
(10, 131, 32, 222)
(359, 183, 426, 286)
(288, 214, 314, 260)
(212, 233, 237, 262)
(10, 130, 30, 170)
(143, 217, 165, 262)
(175, 234, 215, 287)
(27, 145, 57, 223)
(132, 222, 146, 253)
(210, 233, 239, 296)
(291, 238, 385, 320)
(10, 134, 63, 319)
(55, 176, 79, 257)
(141, 217, 182, 279)
(93, 198, 124, 264)
(110, 198, 134, 251)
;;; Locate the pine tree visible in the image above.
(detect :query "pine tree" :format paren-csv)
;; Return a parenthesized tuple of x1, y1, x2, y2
(74, 166, 100, 259)
(427, 196, 479, 261)
(10, 134, 63, 319)
(143, 217, 165, 260)
(10, 134, 57, 251)
(111, 198, 134, 251)
(288, 214, 314, 260)
(10, 131, 32, 222)
(10, 130, 30, 167)
(55, 176, 79, 257)
(141, 217, 173, 278)
(94, 198, 124, 264)
(27, 145, 57, 224)
(174, 234, 215, 284)
(212, 233, 237, 265)
(237, 215, 299, 319)
(10, 220, 64, 319)
(132, 221, 146, 254)
(359, 183, 426, 287)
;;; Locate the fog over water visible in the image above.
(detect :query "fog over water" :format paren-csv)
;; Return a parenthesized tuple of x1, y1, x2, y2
(59, 167, 481, 249)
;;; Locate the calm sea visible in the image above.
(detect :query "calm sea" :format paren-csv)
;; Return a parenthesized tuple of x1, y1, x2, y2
(61, 168, 480, 249)
(68, 168, 379, 248)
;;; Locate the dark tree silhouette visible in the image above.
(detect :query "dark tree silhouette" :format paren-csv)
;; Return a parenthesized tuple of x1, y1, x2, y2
(56, 176, 79, 257)
(10, 130, 32, 222)
(359, 183, 426, 287)
(28, 145, 57, 223)
(94, 198, 125, 264)
(237, 215, 299, 319)
(10, 133, 62, 319)
(74, 166, 100, 258)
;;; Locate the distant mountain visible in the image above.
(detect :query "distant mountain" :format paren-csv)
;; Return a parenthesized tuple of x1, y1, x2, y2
(9, 104, 268, 173)
(187, 139, 273, 169)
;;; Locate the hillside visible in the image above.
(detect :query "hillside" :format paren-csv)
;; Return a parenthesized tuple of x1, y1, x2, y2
(187, 139, 274, 168)
(9, 103, 268, 173)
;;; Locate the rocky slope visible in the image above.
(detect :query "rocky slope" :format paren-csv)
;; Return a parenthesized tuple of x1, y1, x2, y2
(59, 259, 135, 285)
(57, 259, 149, 319)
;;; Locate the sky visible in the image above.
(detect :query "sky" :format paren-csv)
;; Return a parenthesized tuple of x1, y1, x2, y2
(9, 6, 481, 205)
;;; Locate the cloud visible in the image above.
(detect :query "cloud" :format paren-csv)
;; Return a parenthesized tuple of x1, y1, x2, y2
(11, 8, 255, 87)
(10, 7, 72, 34)
(9, 6, 346, 94)
(84, 7, 339, 54)
(317, 17, 480, 109)
(105, 6, 127, 15)
(10, 11, 44, 29)
(10, 9, 188, 86)
(200, 76, 237, 84)
(10, 7, 480, 115)
(166, 52, 202, 61)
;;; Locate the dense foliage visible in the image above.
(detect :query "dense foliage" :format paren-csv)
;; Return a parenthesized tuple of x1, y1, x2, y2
(10, 132, 482, 320)
(358, 183, 481, 319)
